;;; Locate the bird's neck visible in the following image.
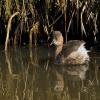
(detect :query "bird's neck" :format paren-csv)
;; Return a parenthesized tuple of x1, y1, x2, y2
(55, 45, 63, 57)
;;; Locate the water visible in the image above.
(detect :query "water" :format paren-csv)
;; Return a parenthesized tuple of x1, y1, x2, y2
(0, 46, 100, 100)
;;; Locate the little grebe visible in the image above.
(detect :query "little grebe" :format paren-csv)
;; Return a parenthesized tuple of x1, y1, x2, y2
(51, 31, 89, 64)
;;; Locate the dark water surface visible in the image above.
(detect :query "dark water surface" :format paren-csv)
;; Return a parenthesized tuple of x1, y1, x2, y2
(0, 46, 100, 100)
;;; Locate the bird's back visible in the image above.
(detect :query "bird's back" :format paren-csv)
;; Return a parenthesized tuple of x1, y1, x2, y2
(60, 40, 85, 57)
(56, 40, 89, 64)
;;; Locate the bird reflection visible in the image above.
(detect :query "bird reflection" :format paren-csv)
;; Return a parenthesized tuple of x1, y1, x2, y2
(49, 63, 89, 92)
(64, 64, 89, 80)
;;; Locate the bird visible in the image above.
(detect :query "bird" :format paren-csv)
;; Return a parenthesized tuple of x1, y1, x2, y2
(50, 31, 89, 65)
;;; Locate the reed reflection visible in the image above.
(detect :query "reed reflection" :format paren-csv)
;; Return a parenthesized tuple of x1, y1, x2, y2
(0, 46, 100, 100)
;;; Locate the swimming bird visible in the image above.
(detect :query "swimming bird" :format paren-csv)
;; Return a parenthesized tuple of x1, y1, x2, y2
(50, 31, 89, 64)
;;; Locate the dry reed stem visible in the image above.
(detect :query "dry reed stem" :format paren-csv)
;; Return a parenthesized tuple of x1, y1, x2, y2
(14, 0, 19, 10)
(29, 2, 35, 16)
(29, 22, 39, 47)
(63, 0, 67, 42)
(93, 13, 98, 42)
(81, 2, 87, 36)
(5, 12, 20, 51)
(29, 27, 33, 47)
(49, 12, 64, 28)
(5, 0, 11, 16)
(67, 11, 75, 34)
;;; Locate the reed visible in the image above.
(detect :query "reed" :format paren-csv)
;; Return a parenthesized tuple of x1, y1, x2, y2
(0, 0, 99, 48)
(5, 12, 20, 51)
(5, 0, 11, 17)
(81, 1, 87, 36)
(29, 21, 39, 47)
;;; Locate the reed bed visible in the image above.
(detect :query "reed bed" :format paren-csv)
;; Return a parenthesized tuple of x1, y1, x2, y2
(0, 0, 100, 49)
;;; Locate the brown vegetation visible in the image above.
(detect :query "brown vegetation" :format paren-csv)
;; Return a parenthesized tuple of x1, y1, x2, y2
(0, 0, 100, 50)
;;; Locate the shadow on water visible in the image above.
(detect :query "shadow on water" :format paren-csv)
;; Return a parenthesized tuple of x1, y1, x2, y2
(0, 46, 100, 100)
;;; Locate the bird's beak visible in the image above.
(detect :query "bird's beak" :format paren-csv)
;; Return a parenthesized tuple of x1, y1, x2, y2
(50, 39, 55, 46)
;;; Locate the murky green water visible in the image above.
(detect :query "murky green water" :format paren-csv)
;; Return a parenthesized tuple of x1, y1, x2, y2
(0, 46, 100, 100)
